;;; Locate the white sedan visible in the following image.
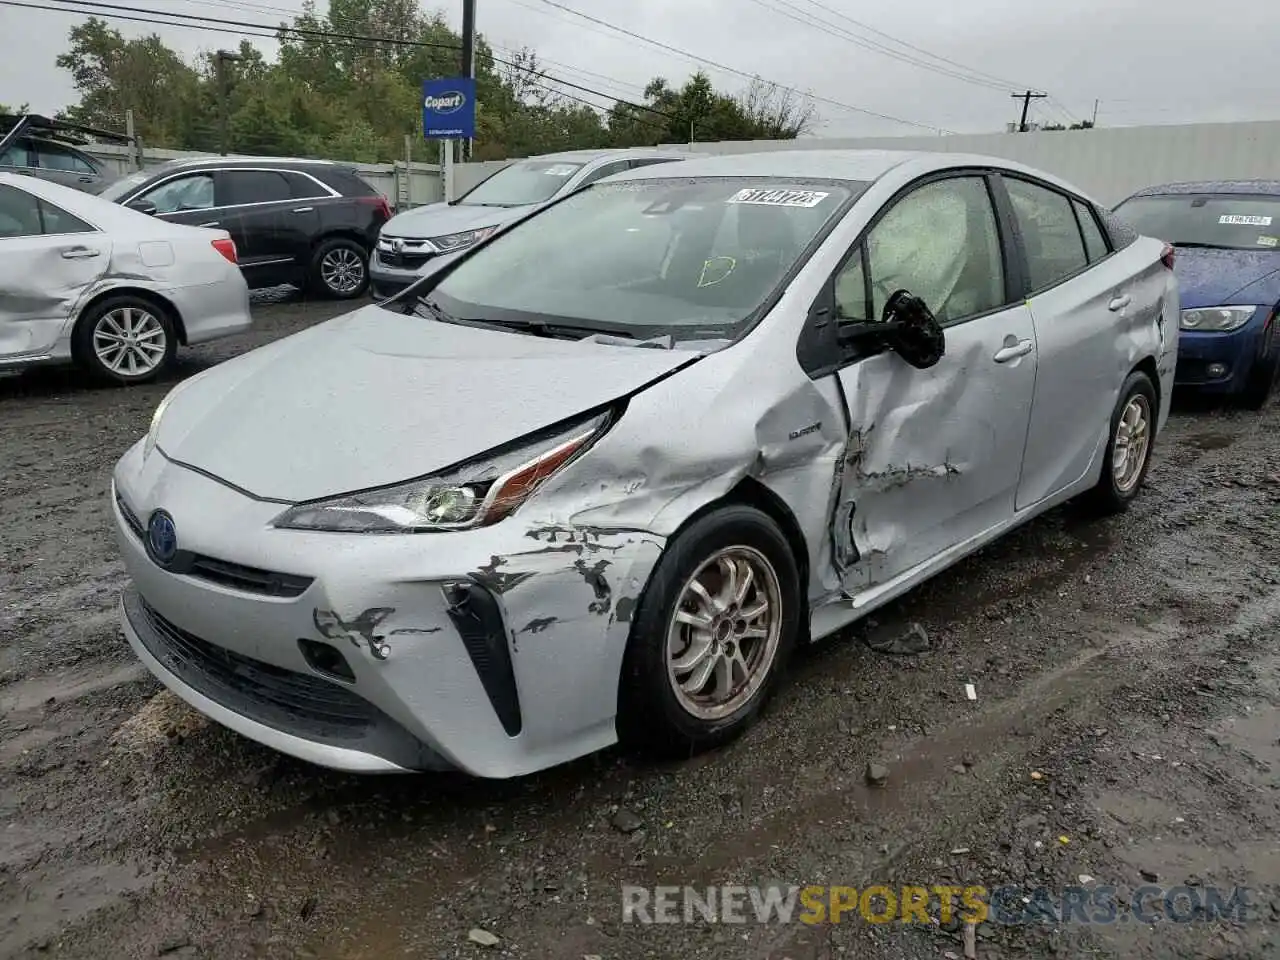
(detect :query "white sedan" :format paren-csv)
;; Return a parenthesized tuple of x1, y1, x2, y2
(0, 172, 251, 384)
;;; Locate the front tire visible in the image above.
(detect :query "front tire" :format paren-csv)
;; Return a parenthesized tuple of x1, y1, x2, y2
(72, 295, 177, 385)
(1239, 323, 1278, 410)
(308, 237, 369, 300)
(618, 505, 801, 759)
(1083, 370, 1158, 515)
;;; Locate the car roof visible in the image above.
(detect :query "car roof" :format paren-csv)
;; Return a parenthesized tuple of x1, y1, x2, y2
(1125, 179, 1280, 198)
(516, 147, 694, 165)
(155, 155, 355, 173)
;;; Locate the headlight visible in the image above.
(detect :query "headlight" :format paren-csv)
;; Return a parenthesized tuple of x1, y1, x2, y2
(430, 226, 496, 253)
(272, 410, 613, 533)
(1180, 306, 1257, 332)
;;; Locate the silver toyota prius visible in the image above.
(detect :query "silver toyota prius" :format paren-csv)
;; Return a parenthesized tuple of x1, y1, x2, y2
(111, 149, 1179, 777)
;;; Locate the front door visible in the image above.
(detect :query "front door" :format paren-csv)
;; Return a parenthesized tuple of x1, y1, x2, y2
(132, 170, 218, 230)
(826, 173, 1039, 592)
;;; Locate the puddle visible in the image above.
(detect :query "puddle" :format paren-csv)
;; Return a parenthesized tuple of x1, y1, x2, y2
(1187, 433, 1236, 451)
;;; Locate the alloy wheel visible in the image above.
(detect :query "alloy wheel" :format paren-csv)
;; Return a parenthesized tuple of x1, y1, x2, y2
(666, 546, 783, 721)
(320, 247, 365, 295)
(93, 307, 167, 378)
(1113, 394, 1152, 493)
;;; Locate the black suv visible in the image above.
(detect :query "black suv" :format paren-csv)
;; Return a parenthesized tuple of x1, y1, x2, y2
(98, 158, 390, 299)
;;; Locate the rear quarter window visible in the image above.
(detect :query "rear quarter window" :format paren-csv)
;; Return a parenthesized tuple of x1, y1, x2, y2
(1098, 206, 1139, 251)
(317, 169, 378, 197)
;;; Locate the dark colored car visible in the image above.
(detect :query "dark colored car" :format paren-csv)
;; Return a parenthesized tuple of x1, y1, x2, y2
(1113, 180, 1280, 409)
(0, 114, 125, 194)
(97, 158, 391, 299)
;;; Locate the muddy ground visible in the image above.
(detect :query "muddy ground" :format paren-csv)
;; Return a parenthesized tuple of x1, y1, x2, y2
(2, 293, 1279, 960)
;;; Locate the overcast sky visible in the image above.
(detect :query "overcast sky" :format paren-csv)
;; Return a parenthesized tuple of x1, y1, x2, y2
(1, 0, 1277, 138)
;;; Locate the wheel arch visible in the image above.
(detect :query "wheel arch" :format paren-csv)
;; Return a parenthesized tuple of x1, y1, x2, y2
(311, 230, 372, 255)
(1130, 355, 1161, 418)
(73, 285, 188, 345)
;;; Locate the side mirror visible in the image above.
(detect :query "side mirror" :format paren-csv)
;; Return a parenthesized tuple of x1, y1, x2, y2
(881, 289, 945, 369)
(126, 198, 157, 216)
(833, 289, 945, 370)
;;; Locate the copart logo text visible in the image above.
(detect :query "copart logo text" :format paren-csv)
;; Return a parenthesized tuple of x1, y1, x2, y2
(424, 92, 467, 113)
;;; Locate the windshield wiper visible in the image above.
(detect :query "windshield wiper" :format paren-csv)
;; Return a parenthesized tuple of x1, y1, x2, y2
(480, 318, 637, 340)
(1169, 241, 1224, 250)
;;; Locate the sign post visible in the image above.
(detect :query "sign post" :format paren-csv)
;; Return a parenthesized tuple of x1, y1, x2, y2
(422, 77, 476, 203)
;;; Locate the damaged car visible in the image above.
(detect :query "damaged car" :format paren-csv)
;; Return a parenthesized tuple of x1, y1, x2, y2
(111, 150, 1178, 777)
(0, 172, 250, 384)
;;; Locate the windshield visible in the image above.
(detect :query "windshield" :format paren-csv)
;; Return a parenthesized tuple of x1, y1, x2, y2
(458, 159, 586, 207)
(97, 168, 155, 202)
(1113, 194, 1280, 251)
(429, 177, 858, 342)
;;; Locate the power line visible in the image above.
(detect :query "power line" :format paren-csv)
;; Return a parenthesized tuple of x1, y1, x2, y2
(795, 0, 1034, 91)
(745, 0, 1014, 93)
(528, 0, 950, 133)
(12, 0, 680, 123)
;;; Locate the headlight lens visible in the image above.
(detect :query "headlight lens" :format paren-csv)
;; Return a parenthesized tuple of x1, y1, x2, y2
(430, 226, 496, 253)
(272, 411, 612, 533)
(1180, 306, 1257, 332)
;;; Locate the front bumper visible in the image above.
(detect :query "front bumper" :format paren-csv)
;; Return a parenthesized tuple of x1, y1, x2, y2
(1174, 313, 1268, 393)
(369, 251, 431, 300)
(112, 441, 665, 777)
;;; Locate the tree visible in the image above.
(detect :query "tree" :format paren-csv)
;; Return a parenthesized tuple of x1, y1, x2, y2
(50, 2, 814, 161)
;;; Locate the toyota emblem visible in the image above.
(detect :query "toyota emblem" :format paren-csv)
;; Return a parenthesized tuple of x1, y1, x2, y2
(146, 510, 179, 567)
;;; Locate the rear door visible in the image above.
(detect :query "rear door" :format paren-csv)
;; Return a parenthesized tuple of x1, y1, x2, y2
(824, 173, 1039, 591)
(217, 169, 297, 285)
(0, 182, 109, 360)
(1003, 175, 1145, 510)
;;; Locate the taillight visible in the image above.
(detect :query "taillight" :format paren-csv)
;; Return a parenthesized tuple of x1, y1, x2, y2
(212, 237, 237, 264)
(358, 195, 392, 220)
(1160, 243, 1175, 270)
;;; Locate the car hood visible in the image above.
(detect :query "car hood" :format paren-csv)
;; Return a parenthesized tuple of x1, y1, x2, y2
(1174, 247, 1280, 309)
(154, 305, 699, 502)
(379, 200, 533, 240)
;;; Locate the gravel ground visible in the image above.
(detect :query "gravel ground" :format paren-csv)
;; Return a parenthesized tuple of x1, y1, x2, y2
(2, 291, 1279, 960)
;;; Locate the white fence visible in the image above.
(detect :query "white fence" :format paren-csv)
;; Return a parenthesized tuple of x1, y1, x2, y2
(85, 120, 1280, 212)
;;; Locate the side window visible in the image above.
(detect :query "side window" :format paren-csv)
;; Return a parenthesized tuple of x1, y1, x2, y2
(0, 184, 42, 237)
(1006, 178, 1089, 291)
(1, 139, 33, 167)
(35, 142, 96, 173)
(39, 199, 94, 234)
(282, 171, 329, 200)
(833, 248, 870, 322)
(864, 176, 1005, 325)
(221, 170, 292, 206)
(577, 160, 631, 189)
(138, 173, 215, 214)
(628, 157, 679, 170)
(1073, 199, 1109, 262)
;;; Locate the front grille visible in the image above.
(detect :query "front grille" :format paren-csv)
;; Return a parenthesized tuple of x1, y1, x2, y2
(116, 493, 314, 598)
(130, 593, 378, 741)
(186, 556, 314, 598)
(378, 250, 433, 270)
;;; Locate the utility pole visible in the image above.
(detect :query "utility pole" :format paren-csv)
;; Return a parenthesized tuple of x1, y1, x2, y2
(460, 0, 476, 162)
(1092, 99, 1100, 126)
(1010, 90, 1047, 133)
(215, 49, 243, 156)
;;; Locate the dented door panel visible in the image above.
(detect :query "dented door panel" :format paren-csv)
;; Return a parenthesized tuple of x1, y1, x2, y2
(832, 304, 1038, 592)
(0, 234, 110, 359)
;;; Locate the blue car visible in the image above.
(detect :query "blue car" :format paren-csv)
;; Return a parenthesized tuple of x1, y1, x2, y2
(1113, 181, 1280, 408)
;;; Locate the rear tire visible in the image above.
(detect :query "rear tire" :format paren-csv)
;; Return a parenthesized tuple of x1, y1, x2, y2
(72, 295, 177, 386)
(1239, 323, 1278, 411)
(308, 237, 369, 300)
(617, 505, 801, 759)
(1082, 370, 1158, 515)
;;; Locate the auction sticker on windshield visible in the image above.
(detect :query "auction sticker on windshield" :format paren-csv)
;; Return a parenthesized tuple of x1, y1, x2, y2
(727, 188, 830, 208)
(1219, 214, 1273, 226)
(542, 164, 578, 177)
(1258, 236, 1278, 248)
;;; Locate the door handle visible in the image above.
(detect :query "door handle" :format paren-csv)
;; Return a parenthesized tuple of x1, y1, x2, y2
(1109, 294, 1131, 312)
(291, 207, 314, 213)
(993, 338, 1034, 363)
(78, 176, 93, 183)
(59, 246, 100, 259)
